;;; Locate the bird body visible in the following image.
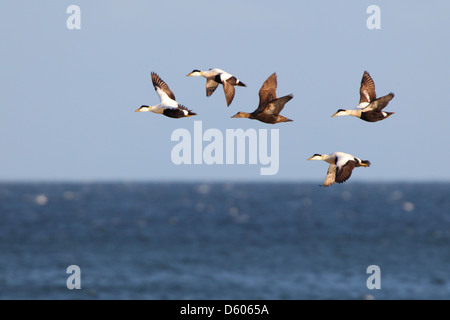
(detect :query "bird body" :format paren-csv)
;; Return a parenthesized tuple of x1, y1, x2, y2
(332, 71, 394, 122)
(232, 73, 293, 124)
(187, 68, 246, 106)
(308, 152, 371, 187)
(136, 72, 196, 118)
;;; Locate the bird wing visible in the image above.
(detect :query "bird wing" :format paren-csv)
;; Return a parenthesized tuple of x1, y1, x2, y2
(255, 73, 278, 114)
(363, 93, 395, 112)
(151, 72, 176, 103)
(323, 164, 337, 187)
(222, 80, 236, 106)
(206, 78, 220, 97)
(260, 95, 293, 116)
(359, 71, 377, 104)
(335, 161, 356, 184)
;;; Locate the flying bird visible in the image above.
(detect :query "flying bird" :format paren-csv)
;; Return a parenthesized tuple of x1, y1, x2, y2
(136, 72, 196, 118)
(308, 152, 371, 187)
(332, 71, 395, 122)
(186, 68, 246, 106)
(231, 72, 293, 124)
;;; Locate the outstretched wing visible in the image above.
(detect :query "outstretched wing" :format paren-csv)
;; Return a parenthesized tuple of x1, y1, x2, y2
(363, 93, 395, 112)
(260, 95, 293, 116)
(206, 78, 220, 97)
(335, 161, 356, 184)
(359, 71, 377, 104)
(255, 73, 277, 114)
(323, 164, 337, 187)
(222, 80, 236, 106)
(151, 72, 176, 103)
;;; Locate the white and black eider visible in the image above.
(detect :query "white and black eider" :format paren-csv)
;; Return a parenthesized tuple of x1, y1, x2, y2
(186, 68, 246, 106)
(136, 72, 196, 118)
(332, 71, 395, 122)
(308, 152, 371, 187)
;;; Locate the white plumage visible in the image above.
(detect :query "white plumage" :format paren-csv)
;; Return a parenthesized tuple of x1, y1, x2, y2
(331, 71, 395, 122)
(187, 68, 246, 106)
(308, 152, 371, 187)
(135, 72, 196, 119)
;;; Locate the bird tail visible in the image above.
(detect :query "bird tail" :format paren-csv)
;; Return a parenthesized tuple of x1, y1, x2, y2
(361, 160, 371, 167)
(236, 81, 246, 87)
(384, 112, 395, 119)
(278, 116, 293, 123)
(179, 105, 197, 116)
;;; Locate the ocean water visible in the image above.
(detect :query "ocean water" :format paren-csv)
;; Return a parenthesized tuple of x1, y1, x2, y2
(0, 182, 449, 300)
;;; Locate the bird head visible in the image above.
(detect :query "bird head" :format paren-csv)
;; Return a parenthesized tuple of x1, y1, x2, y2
(307, 154, 324, 161)
(186, 70, 203, 77)
(135, 105, 152, 112)
(331, 109, 349, 117)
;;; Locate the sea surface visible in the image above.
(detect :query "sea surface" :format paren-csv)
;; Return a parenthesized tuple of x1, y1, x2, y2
(0, 182, 449, 300)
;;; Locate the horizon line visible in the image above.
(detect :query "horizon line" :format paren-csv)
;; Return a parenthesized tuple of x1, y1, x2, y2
(0, 179, 449, 184)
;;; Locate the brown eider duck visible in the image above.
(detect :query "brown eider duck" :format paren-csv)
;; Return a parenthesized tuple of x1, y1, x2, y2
(231, 72, 293, 124)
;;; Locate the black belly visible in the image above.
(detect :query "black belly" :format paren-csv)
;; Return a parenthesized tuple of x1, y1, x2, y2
(163, 109, 186, 118)
(360, 111, 385, 122)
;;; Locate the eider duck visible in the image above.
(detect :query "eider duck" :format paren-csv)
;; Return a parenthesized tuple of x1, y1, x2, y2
(231, 73, 293, 124)
(308, 152, 371, 187)
(136, 72, 196, 118)
(332, 71, 395, 122)
(186, 68, 246, 106)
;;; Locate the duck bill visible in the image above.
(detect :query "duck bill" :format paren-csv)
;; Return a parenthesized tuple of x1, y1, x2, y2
(307, 156, 315, 160)
(186, 72, 194, 77)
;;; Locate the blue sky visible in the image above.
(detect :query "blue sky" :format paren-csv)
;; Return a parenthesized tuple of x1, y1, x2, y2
(1, 1, 449, 182)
